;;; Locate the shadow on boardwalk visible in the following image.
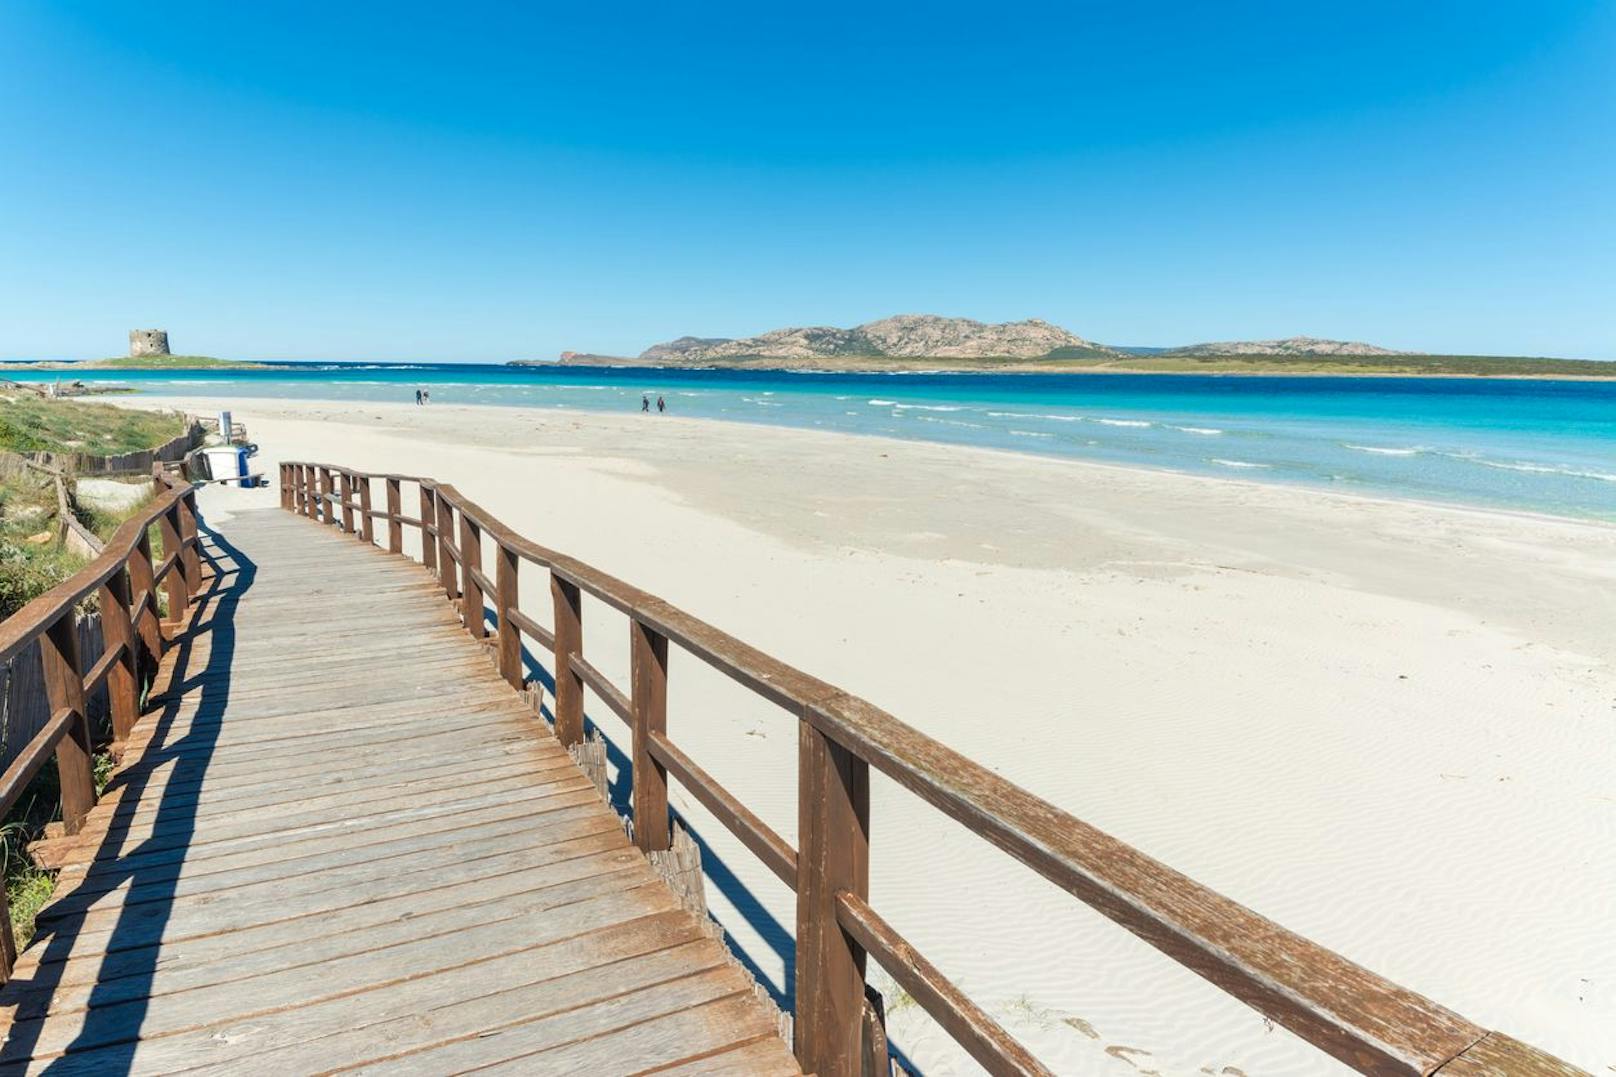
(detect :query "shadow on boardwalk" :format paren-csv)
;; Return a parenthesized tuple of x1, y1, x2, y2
(3, 525, 252, 1066)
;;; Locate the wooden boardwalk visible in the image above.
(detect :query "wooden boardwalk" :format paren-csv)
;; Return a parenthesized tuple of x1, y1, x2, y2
(0, 509, 797, 1074)
(0, 464, 1584, 1076)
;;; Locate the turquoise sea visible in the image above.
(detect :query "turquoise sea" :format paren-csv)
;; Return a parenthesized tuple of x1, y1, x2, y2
(8, 363, 1615, 521)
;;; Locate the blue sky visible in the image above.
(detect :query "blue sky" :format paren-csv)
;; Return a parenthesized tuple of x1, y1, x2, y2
(2, 1, 1612, 361)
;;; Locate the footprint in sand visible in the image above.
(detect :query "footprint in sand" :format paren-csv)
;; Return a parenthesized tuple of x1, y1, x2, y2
(1105, 1045, 1164, 1076)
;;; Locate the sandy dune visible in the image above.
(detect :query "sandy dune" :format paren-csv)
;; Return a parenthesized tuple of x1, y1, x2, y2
(140, 397, 1615, 1075)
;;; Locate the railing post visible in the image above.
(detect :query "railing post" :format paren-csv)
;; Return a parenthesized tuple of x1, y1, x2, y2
(302, 465, 316, 518)
(339, 471, 355, 534)
(419, 484, 438, 573)
(359, 474, 375, 545)
(459, 509, 484, 639)
(630, 618, 670, 853)
(279, 464, 290, 510)
(320, 467, 335, 525)
(40, 610, 95, 836)
(129, 528, 163, 674)
(495, 541, 522, 689)
(386, 478, 403, 554)
(436, 490, 458, 604)
(179, 489, 201, 591)
(795, 722, 871, 1076)
(550, 572, 583, 747)
(98, 566, 140, 744)
(159, 501, 188, 625)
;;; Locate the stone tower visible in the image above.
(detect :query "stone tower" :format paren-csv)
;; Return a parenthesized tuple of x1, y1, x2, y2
(129, 329, 170, 357)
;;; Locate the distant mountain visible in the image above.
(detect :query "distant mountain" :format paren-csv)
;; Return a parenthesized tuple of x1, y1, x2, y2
(1164, 336, 1406, 357)
(636, 314, 1120, 363)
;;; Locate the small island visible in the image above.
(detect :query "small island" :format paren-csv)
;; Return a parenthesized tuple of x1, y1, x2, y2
(2, 328, 269, 371)
(519, 315, 1616, 378)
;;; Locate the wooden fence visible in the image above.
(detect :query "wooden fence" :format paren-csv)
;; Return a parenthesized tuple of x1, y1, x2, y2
(279, 461, 1581, 1077)
(0, 615, 109, 776)
(0, 421, 203, 478)
(0, 469, 202, 977)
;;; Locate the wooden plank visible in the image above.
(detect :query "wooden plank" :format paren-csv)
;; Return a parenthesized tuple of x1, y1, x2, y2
(10, 847, 650, 993)
(3, 893, 691, 1061)
(42, 794, 604, 926)
(430, 992, 785, 1076)
(73, 769, 593, 865)
(652, 1037, 803, 1076)
(52, 773, 584, 899)
(11, 828, 638, 991)
(17, 871, 665, 1025)
(40, 929, 730, 1075)
(89, 731, 563, 815)
(56, 764, 596, 870)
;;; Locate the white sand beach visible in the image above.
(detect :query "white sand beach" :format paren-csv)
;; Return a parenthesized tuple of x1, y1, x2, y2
(140, 397, 1616, 1075)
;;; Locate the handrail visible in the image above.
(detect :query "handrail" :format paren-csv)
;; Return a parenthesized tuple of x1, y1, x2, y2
(0, 467, 201, 983)
(276, 461, 1581, 1077)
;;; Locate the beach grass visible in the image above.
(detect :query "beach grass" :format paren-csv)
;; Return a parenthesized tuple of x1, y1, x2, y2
(0, 395, 187, 455)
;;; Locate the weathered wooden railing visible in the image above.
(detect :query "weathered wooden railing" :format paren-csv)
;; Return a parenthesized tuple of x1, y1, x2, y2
(0, 469, 201, 979)
(279, 461, 1578, 1077)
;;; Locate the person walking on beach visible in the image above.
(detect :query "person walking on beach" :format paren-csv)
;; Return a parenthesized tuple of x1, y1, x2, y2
(414, 389, 423, 406)
(641, 395, 650, 413)
(422, 390, 431, 405)
(656, 395, 666, 413)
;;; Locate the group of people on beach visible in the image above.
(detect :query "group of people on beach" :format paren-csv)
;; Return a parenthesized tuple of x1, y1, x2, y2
(413, 389, 432, 405)
(641, 394, 666, 413)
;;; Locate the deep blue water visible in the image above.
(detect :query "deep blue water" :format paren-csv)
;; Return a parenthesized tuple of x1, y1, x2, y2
(8, 362, 1615, 520)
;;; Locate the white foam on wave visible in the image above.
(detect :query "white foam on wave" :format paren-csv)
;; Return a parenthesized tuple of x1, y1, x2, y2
(1345, 444, 1424, 456)
(1212, 458, 1270, 469)
(742, 397, 783, 407)
(1170, 425, 1224, 436)
(868, 399, 898, 407)
(1096, 418, 1152, 428)
(1466, 458, 1616, 483)
(912, 416, 986, 430)
(1008, 429, 1054, 439)
(893, 403, 964, 412)
(985, 411, 1083, 422)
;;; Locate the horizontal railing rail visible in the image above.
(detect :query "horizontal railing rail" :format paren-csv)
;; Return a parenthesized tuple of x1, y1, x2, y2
(277, 461, 1580, 1077)
(0, 468, 202, 980)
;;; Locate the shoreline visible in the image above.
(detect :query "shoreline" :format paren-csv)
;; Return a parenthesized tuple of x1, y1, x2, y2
(125, 390, 1616, 530)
